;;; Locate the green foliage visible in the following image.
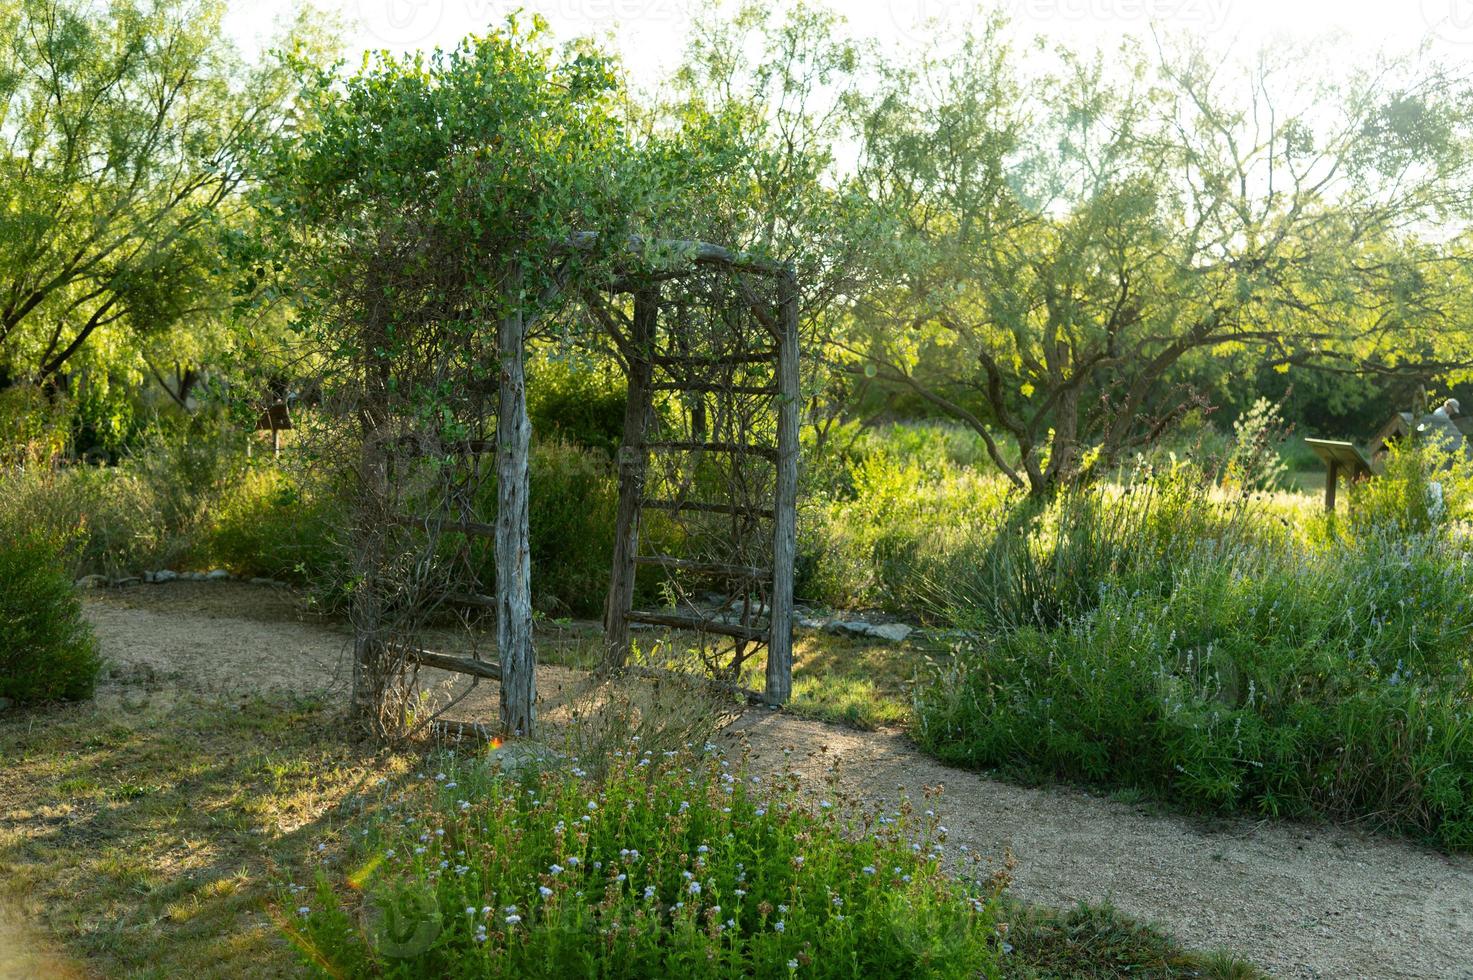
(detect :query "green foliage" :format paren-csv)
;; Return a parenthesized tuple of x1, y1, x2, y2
(0, 531, 100, 703)
(799, 432, 1017, 609)
(527, 358, 628, 457)
(1221, 399, 1290, 493)
(523, 440, 618, 616)
(0, 0, 307, 393)
(207, 467, 347, 586)
(1350, 443, 1442, 536)
(0, 384, 68, 465)
(915, 473, 1473, 851)
(286, 741, 1006, 978)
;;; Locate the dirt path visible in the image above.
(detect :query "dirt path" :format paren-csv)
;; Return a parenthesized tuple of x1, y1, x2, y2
(73, 584, 1473, 978)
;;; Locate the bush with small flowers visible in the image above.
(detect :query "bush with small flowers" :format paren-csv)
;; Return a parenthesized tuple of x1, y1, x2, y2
(282, 740, 1009, 977)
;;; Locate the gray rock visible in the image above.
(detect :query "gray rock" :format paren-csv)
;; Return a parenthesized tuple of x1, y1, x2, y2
(206, 569, 230, 581)
(828, 619, 913, 644)
(111, 576, 141, 587)
(152, 569, 179, 583)
(865, 622, 914, 644)
(75, 574, 109, 590)
(184, 571, 208, 582)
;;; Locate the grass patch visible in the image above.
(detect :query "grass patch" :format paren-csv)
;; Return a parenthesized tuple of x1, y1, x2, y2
(1000, 902, 1261, 979)
(0, 691, 415, 978)
(788, 636, 915, 730)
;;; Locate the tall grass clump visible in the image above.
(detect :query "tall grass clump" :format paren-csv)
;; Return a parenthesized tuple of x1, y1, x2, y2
(918, 449, 1473, 850)
(207, 465, 349, 586)
(284, 741, 1007, 978)
(800, 445, 1016, 610)
(926, 463, 1293, 634)
(0, 531, 101, 704)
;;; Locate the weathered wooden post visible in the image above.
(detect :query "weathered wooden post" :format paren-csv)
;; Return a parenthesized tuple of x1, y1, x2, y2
(765, 271, 800, 706)
(604, 286, 659, 670)
(497, 262, 536, 736)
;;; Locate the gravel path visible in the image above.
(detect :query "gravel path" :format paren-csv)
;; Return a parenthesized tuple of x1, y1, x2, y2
(76, 583, 1473, 979)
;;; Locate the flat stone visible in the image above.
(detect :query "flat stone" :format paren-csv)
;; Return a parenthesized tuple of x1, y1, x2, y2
(152, 569, 179, 583)
(206, 569, 230, 581)
(111, 577, 141, 587)
(184, 572, 207, 581)
(74, 574, 109, 589)
(865, 622, 914, 643)
(828, 620, 913, 643)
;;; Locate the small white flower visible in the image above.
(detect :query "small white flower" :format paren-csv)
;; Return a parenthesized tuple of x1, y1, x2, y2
(862, 865, 876, 875)
(774, 920, 785, 933)
(296, 906, 310, 916)
(539, 885, 553, 898)
(787, 959, 798, 971)
(466, 907, 476, 915)
(549, 864, 564, 875)
(505, 913, 522, 925)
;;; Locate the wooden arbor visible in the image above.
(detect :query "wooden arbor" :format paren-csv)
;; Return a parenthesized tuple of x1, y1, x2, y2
(593, 248, 801, 706)
(350, 239, 799, 740)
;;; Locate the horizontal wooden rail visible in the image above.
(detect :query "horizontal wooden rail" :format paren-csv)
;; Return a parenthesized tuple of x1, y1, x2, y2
(405, 648, 503, 680)
(649, 352, 776, 368)
(444, 591, 497, 610)
(626, 611, 769, 642)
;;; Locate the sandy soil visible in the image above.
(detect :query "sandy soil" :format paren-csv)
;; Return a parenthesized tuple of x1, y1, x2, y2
(65, 583, 1473, 978)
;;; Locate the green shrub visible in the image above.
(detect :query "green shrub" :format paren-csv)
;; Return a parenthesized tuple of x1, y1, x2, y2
(466, 439, 620, 617)
(0, 533, 101, 704)
(528, 358, 628, 457)
(207, 466, 348, 585)
(285, 740, 1006, 978)
(800, 449, 1015, 610)
(928, 464, 1286, 634)
(917, 528, 1473, 850)
(1351, 442, 1442, 535)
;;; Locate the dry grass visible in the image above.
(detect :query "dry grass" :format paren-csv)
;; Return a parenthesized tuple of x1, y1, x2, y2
(0, 690, 414, 978)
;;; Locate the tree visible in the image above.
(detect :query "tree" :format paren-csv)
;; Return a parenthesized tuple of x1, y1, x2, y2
(848, 26, 1473, 494)
(274, 16, 645, 736)
(0, 0, 303, 403)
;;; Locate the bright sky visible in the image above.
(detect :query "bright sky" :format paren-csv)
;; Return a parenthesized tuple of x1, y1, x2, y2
(226, 0, 1473, 85)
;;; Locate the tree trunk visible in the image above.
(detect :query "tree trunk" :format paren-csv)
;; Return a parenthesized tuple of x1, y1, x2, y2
(496, 264, 536, 737)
